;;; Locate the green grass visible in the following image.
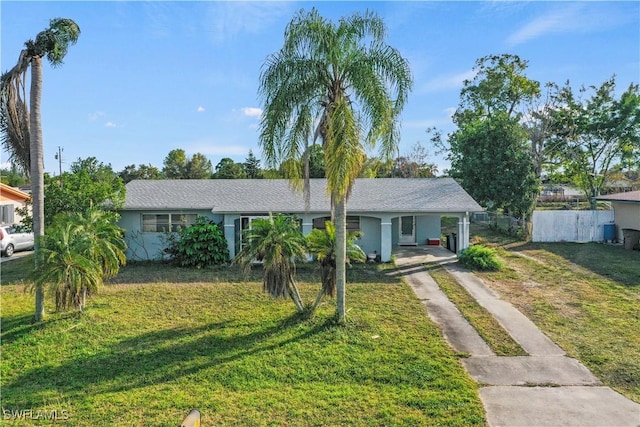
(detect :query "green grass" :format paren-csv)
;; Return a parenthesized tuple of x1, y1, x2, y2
(426, 264, 526, 357)
(1, 261, 485, 426)
(441, 219, 639, 401)
(1, 255, 35, 285)
(468, 225, 640, 402)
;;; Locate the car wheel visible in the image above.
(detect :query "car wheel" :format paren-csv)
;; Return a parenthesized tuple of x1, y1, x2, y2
(4, 244, 14, 257)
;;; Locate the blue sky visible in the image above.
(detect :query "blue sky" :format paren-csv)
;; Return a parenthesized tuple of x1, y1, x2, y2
(2, 1, 639, 175)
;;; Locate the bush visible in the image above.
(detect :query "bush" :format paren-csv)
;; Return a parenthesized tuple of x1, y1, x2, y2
(164, 217, 229, 268)
(458, 245, 503, 271)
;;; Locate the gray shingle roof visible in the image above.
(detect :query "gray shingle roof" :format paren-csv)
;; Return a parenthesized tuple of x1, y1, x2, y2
(597, 190, 640, 203)
(122, 178, 483, 213)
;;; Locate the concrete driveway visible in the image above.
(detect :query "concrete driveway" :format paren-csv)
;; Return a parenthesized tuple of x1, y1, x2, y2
(395, 245, 640, 427)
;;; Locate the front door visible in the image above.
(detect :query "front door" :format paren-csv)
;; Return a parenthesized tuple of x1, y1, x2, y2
(399, 215, 416, 245)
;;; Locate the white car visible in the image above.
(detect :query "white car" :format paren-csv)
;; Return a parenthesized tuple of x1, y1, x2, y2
(0, 224, 34, 257)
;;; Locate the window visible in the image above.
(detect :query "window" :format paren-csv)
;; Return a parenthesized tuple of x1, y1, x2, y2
(0, 205, 15, 223)
(142, 213, 198, 232)
(236, 215, 302, 253)
(312, 216, 360, 232)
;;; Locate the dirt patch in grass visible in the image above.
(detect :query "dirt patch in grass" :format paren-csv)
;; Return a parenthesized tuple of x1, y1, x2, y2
(468, 226, 640, 402)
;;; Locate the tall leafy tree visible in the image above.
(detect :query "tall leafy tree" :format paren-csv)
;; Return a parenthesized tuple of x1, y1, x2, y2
(521, 83, 564, 181)
(390, 141, 437, 178)
(234, 214, 307, 313)
(162, 149, 213, 179)
(214, 157, 247, 179)
(455, 54, 540, 123)
(0, 18, 80, 322)
(186, 152, 213, 179)
(447, 54, 540, 222)
(306, 144, 326, 179)
(548, 76, 640, 208)
(243, 150, 264, 179)
(118, 163, 163, 183)
(358, 156, 390, 178)
(43, 157, 125, 225)
(162, 149, 188, 178)
(449, 112, 538, 218)
(259, 8, 412, 322)
(0, 165, 28, 187)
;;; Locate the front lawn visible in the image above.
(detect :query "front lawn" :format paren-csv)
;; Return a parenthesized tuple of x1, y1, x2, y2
(469, 227, 640, 402)
(0, 261, 485, 426)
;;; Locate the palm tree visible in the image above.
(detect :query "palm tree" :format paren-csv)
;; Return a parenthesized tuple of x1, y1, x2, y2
(306, 221, 366, 311)
(258, 8, 412, 322)
(1, 18, 80, 321)
(33, 222, 102, 312)
(32, 208, 126, 312)
(234, 213, 307, 313)
(70, 207, 127, 281)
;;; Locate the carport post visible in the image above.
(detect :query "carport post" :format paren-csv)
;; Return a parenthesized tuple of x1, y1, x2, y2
(380, 219, 392, 262)
(457, 213, 470, 254)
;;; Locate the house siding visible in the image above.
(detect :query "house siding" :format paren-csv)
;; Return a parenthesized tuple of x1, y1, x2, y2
(416, 214, 441, 244)
(120, 210, 222, 261)
(118, 179, 483, 262)
(0, 184, 30, 225)
(357, 216, 381, 256)
(612, 202, 640, 242)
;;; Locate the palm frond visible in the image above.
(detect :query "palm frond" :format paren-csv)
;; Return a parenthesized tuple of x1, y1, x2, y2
(1, 54, 32, 174)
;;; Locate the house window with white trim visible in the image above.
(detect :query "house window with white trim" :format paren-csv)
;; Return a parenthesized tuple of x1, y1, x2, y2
(312, 216, 360, 231)
(236, 214, 302, 252)
(0, 205, 15, 223)
(142, 213, 198, 232)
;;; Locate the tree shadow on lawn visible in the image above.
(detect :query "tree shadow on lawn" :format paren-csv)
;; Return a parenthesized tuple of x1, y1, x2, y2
(110, 261, 399, 285)
(1, 311, 79, 344)
(509, 242, 640, 288)
(2, 313, 335, 407)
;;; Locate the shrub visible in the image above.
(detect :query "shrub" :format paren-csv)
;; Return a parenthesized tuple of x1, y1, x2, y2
(164, 217, 229, 268)
(458, 245, 503, 271)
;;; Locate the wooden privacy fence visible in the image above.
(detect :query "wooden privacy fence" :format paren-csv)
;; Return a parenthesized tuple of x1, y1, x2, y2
(531, 210, 614, 243)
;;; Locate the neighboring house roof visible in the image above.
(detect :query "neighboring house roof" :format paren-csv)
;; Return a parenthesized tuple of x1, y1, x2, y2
(123, 178, 483, 214)
(605, 178, 634, 188)
(0, 183, 30, 202)
(597, 190, 640, 203)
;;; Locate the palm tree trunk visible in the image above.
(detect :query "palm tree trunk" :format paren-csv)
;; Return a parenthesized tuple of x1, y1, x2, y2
(311, 287, 325, 312)
(81, 286, 87, 311)
(288, 278, 305, 313)
(30, 56, 45, 322)
(334, 195, 347, 323)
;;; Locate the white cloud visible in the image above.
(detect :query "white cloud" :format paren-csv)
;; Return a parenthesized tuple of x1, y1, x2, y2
(240, 107, 262, 118)
(507, 8, 571, 47)
(206, 2, 292, 45)
(421, 70, 477, 93)
(105, 122, 117, 128)
(197, 106, 205, 112)
(506, 4, 629, 47)
(88, 111, 106, 122)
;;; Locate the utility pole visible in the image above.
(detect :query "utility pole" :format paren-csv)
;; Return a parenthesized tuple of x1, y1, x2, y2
(54, 146, 63, 176)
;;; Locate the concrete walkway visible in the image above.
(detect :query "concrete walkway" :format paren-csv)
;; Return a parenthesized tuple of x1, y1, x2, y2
(394, 246, 640, 427)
